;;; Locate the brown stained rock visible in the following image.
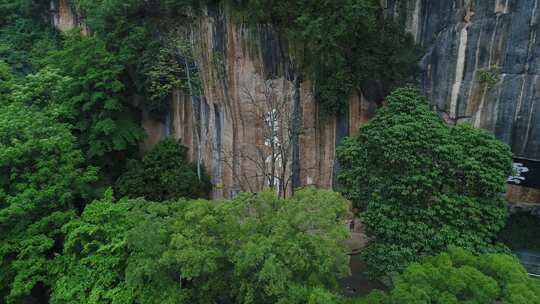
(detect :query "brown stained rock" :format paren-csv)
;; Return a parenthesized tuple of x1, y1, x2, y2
(153, 14, 376, 198)
(507, 184, 540, 206)
(50, 0, 88, 34)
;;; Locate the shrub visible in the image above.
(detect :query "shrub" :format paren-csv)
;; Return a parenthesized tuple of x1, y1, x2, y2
(115, 139, 212, 201)
(478, 65, 502, 88)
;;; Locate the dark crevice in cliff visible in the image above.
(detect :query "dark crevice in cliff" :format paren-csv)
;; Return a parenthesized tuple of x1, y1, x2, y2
(291, 75, 302, 191)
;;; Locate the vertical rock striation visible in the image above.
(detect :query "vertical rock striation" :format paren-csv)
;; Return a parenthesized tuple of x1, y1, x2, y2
(384, 0, 540, 204)
(160, 11, 377, 197)
(51, 1, 540, 203)
(49, 0, 87, 33)
(386, 0, 540, 160)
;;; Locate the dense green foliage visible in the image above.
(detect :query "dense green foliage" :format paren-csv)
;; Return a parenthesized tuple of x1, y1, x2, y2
(72, 0, 202, 114)
(143, 47, 184, 112)
(52, 188, 351, 304)
(0, 3, 159, 301)
(2, 1, 522, 303)
(337, 87, 514, 276)
(478, 65, 502, 88)
(0, 0, 57, 74)
(1, 0, 146, 176)
(356, 248, 540, 304)
(227, 0, 419, 117)
(0, 60, 14, 96)
(499, 211, 540, 251)
(51, 192, 170, 304)
(0, 101, 97, 303)
(115, 139, 211, 201)
(7, 38, 144, 182)
(47, 33, 144, 162)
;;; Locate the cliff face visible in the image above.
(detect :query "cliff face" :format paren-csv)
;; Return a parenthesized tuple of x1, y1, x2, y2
(385, 0, 540, 204)
(143, 11, 377, 197)
(52, 1, 540, 203)
(49, 0, 87, 33)
(386, 0, 540, 160)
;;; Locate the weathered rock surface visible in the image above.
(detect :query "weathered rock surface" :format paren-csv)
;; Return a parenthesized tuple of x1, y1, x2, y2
(51, 1, 540, 203)
(384, 0, 540, 204)
(49, 0, 87, 33)
(139, 10, 377, 198)
(386, 0, 540, 160)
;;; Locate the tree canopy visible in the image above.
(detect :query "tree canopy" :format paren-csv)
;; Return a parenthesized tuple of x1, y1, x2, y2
(356, 248, 540, 304)
(0, 1, 529, 303)
(337, 87, 514, 276)
(0, 101, 97, 303)
(46, 33, 144, 164)
(51, 188, 352, 304)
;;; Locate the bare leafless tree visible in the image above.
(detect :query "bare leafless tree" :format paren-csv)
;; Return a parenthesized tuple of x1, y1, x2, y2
(226, 78, 302, 198)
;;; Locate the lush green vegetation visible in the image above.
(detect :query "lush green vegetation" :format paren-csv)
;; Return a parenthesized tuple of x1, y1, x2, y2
(356, 248, 540, 304)
(72, 0, 419, 118)
(0, 1, 200, 301)
(46, 33, 144, 163)
(478, 65, 502, 88)
(115, 139, 212, 201)
(51, 188, 351, 304)
(72, 0, 203, 115)
(0, 0, 58, 75)
(337, 87, 514, 276)
(1, 1, 534, 303)
(0, 99, 97, 302)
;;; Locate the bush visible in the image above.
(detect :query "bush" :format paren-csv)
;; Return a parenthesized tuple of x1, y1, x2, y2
(337, 87, 514, 276)
(355, 248, 540, 304)
(478, 65, 502, 88)
(115, 139, 212, 201)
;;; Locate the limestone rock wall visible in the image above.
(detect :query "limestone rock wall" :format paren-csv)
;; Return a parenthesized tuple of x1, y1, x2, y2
(155, 10, 377, 197)
(385, 0, 540, 159)
(49, 0, 87, 33)
(383, 0, 540, 203)
(51, 0, 540, 202)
